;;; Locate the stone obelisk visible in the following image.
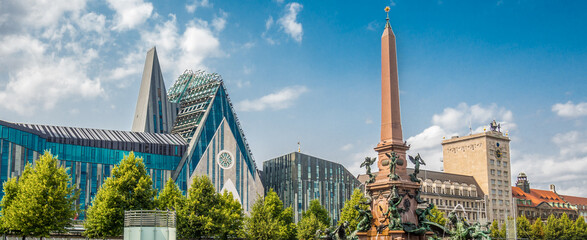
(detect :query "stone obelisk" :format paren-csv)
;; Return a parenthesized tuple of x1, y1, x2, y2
(374, 7, 410, 182)
(358, 8, 431, 240)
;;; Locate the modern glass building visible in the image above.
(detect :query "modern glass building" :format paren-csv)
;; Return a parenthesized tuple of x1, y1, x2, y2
(262, 152, 361, 224)
(0, 47, 263, 216)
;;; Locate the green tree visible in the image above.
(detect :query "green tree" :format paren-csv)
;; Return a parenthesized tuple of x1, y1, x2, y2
(177, 176, 244, 239)
(2, 152, 78, 237)
(155, 178, 185, 210)
(544, 214, 561, 240)
(427, 204, 446, 226)
(297, 213, 327, 240)
(517, 215, 531, 239)
(216, 191, 245, 239)
(244, 189, 296, 240)
(572, 217, 587, 240)
(302, 199, 331, 227)
(530, 217, 545, 240)
(0, 177, 19, 233)
(559, 213, 573, 240)
(499, 222, 507, 239)
(339, 189, 369, 235)
(489, 220, 500, 239)
(178, 175, 220, 238)
(84, 152, 156, 238)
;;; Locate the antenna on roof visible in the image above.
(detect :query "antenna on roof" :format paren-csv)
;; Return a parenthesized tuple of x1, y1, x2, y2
(297, 141, 301, 153)
(468, 118, 472, 135)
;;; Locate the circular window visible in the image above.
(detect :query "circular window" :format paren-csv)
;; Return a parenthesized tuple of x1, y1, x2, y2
(496, 142, 500, 147)
(217, 150, 234, 169)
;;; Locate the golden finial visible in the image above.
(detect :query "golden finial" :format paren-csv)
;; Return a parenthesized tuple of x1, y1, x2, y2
(384, 6, 391, 28)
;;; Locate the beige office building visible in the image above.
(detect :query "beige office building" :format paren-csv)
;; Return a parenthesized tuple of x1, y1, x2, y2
(442, 124, 512, 223)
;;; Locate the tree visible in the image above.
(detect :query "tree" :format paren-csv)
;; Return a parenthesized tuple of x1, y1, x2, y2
(339, 189, 369, 235)
(244, 189, 296, 240)
(558, 213, 573, 240)
(427, 204, 446, 226)
(178, 175, 220, 238)
(516, 215, 531, 239)
(530, 217, 545, 240)
(177, 175, 244, 239)
(499, 222, 507, 239)
(298, 199, 329, 240)
(2, 152, 78, 237)
(302, 199, 331, 227)
(544, 214, 561, 240)
(489, 220, 500, 239)
(297, 213, 327, 240)
(572, 217, 587, 240)
(0, 177, 19, 233)
(216, 191, 245, 239)
(155, 178, 185, 210)
(84, 152, 156, 238)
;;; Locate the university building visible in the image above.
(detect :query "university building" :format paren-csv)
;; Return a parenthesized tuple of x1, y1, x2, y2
(262, 152, 361, 224)
(0, 47, 264, 216)
(442, 123, 513, 223)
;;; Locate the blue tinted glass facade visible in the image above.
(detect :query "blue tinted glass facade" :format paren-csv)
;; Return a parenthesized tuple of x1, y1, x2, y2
(0, 122, 185, 218)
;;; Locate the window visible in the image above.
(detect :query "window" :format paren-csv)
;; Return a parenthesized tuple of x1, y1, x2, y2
(503, 162, 508, 167)
(506, 200, 510, 206)
(499, 200, 504, 205)
(491, 179, 496, 185)
(497, 160, 501, 166)
(504, 171, 508, 176)
(497, 170, 502, 176)
(490, 159, 495, 165)
(498, 190, 503, 195)
(492, 199, 497, 204)
(491, 169, 496, 175)
(498, 180, 502, 186)
(492, 189, 496, 195)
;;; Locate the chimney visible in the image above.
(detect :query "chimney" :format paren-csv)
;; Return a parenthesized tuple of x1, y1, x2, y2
(550, 184, 556, 193)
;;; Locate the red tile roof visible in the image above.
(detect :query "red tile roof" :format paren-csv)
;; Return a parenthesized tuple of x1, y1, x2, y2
(561, 195, 587, 206)
(512, 186, 570, 209)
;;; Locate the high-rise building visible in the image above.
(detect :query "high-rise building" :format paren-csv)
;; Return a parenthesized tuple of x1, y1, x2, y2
(0, 47, 263, 216)
(442, 122, 512, 222)
(262, 152, 361, 224)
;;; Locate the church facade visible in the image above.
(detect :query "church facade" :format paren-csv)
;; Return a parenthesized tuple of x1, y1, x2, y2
(0, 47, 263, 216)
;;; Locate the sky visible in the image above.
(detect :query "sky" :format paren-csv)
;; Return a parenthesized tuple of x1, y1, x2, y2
(0, 0, 586, 197)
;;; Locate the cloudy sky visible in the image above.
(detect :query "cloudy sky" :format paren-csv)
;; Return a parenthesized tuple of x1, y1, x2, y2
(1, 0, 586, 197)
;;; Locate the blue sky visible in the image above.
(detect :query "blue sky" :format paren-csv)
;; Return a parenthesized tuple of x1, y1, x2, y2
(1, 0, 586, 197)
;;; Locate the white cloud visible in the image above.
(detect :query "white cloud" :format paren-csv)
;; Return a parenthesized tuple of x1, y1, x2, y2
(112, 14, 224, 84)
(0, 57, 103, 115)
(340, 144, 353, 151)
(365, 118, 373, 124)
(77, 12, 106, 33)
(212, 10, 228, 32)
(278, 3, 303, 43)
(107, 0, 153, 31)
(406, 103, 516, 172)
(237, 86, 308, 112)
(552, 101, 587, 118)
(185, 0, 211, 13)
(0, 0, 86, 32)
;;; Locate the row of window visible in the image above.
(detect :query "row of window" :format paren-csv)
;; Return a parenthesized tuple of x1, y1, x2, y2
(490, 169, 509, 177)
(489, 159, 508, 167)
(491, 198, 511, 206)
(491, 188, 510, 196)
(423, 185, 478, 197)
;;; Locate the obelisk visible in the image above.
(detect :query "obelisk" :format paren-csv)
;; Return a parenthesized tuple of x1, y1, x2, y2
(374, 7, 410, 182)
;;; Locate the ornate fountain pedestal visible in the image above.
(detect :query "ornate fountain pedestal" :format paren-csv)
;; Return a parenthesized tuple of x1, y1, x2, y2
(357, 174, 434, 240)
